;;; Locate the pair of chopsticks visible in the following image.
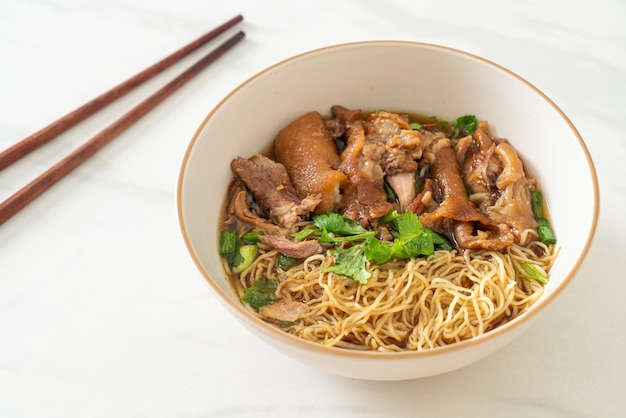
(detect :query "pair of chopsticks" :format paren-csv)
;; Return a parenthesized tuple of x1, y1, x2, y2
(0, 15, 245, 225)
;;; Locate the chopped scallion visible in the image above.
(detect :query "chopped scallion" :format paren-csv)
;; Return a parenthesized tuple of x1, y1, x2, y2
(517, 262, 549, 284)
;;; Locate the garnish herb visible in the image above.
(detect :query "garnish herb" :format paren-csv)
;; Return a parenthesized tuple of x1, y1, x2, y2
(231, 244, 258, 273)
(322, 243, 371, 285)
(322, 211, 452, 284)
(241, 277, 279, 311)
(531, 190, 557, 244)
(432, 231, 453, 251)
(409, 121, 422, 130)
(531, 191, 544, 219)
(385, 211, 450, 258)
(364, 236, 393, 265)
(312, 212, 368, 235)
(242, 230, 264, 243)
(451, 115, 478, 137)
(383, 179, 398, 202)
(318, 228, 377, 243)
(381, 208, 401, 224)
(220, 229, 259, 273)
(219, 229, 238, 256)
(277, 255, 298, 271)
(291, 227, 318, 240)
(415, 165, 430, 195)
(517, 262, 549, 284)
(536, 218, 557, 245)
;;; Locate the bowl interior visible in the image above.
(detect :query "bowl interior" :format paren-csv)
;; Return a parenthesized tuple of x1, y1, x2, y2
(177, 41, 598, 377)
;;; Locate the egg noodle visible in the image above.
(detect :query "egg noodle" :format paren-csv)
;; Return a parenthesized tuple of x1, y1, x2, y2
(237, 238, 557, 351)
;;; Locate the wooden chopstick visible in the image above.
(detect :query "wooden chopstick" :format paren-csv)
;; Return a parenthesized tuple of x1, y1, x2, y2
(0, 14, 243, 171)
(0, 29, 245, 225)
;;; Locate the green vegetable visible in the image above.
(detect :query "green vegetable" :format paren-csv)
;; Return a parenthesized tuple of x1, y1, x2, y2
(530, 191, 556, 244)
(364, 236, 393, 265)
(220, 229, 261, 273)
(451, 115, 478, 137)
(415, 165, 430, 194)
(384, 211, 450, 258)
(517, 263, 549, 284)
(394, 211, 423, 240)
(277, 255, 298, 271)
(291, 227, 318, 240)
(381, 208, 401, 224)
(318, 228, 377, 243)
(409, 121, 422, 130)
(389, 233, 433, 259)
(536, 218, 557, 244)
(312, 212, 367, 235)
(231, 244, 258, 273)
(383, 179, 397, 202)
(219, 229, 238, 256)
(242, 230, 264, 243)
(323, 243, 371, 285)
(435, 119, 450, 132)
(321, 212, 453, 283)
(531, 191, 544, 219)
(432, 231, 453, 251)
(241, 277, 279, 311)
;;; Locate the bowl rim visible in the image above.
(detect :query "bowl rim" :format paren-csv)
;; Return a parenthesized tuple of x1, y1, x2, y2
(177, 40, 600, 360)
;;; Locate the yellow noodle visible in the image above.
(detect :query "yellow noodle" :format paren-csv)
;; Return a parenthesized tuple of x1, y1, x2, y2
(238, 238, 556, 351)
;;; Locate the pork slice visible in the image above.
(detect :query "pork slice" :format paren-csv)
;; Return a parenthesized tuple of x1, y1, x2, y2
(231, 155, 320, 229)
(259, 300, 310, 322)
(258, 234, 323, 259)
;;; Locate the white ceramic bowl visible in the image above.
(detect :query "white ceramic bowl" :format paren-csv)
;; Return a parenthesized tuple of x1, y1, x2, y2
(177, 41, 599, 380)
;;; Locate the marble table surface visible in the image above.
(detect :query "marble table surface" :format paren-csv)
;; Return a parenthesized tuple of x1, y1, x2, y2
(1, 0, 624, 417)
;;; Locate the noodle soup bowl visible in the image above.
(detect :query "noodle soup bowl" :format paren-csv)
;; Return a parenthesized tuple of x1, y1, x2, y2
(177, 41, 599, 380)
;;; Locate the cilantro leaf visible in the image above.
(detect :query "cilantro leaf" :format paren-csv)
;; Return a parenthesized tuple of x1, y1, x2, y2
(323, 243, 371, 284)
(393, 211, 423, 241)
(367, 212, 451, 263)
(318, 228, 377, 243)
(219, 229, 238, 256)
(364, 236, 393, 265)
(451, 115, 478, 137)
(312, 212, 367, 235)
(277, 255, 298, 271)
(241, 277, 279, 311)
(393, 234, 435, 259)
(432, 231, 453, 251)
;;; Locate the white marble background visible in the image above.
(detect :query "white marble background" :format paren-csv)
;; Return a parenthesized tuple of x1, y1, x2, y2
(0, 0, 624, 417)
